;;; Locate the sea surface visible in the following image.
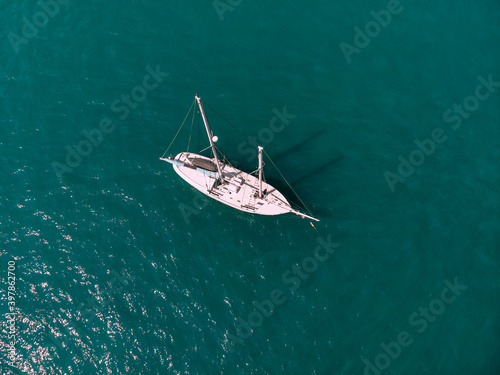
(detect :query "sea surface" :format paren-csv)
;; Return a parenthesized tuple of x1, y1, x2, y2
(1, 1, 499, 374)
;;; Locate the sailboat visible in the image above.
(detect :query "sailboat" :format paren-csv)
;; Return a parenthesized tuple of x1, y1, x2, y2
(160, 95, 319, 222)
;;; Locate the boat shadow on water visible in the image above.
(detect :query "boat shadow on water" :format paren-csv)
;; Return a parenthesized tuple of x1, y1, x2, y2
(226, 131, 343, 220)
(161, 96, 341, 222)
(263, 161, 341, 220)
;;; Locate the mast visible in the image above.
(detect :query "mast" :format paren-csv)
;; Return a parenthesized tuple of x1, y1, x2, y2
(258, 146, 263, 198)
(195, 95, 223, 180)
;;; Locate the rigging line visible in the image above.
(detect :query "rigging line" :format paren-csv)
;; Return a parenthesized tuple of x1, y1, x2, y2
(248, 161, 265, 176)
(220, 154, 234, 169)
(213, 144, 226, 163)
(309, 221, 327, 241)
(187, 100, 196, 152)
(199, 145, 212, 154)
(262, 148, 314, 217)
(161, 99, 196, 158)
(204, 102, 248, 137)
(198, 109, 201, 151)
(307, 221, 336, 254)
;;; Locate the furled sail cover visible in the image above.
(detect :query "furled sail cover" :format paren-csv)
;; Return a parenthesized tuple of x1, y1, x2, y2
(189, 157, 218, 172)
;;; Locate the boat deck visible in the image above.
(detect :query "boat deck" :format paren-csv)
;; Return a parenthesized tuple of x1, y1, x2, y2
(172, 152, 292, 216)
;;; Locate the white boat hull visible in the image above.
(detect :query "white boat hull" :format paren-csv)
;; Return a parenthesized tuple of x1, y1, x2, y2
(159, 95, 319, 222)
(162, 152, 294, 216)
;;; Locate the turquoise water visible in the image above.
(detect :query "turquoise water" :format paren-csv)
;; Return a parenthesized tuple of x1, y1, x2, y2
(1, 1, 499, 374)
